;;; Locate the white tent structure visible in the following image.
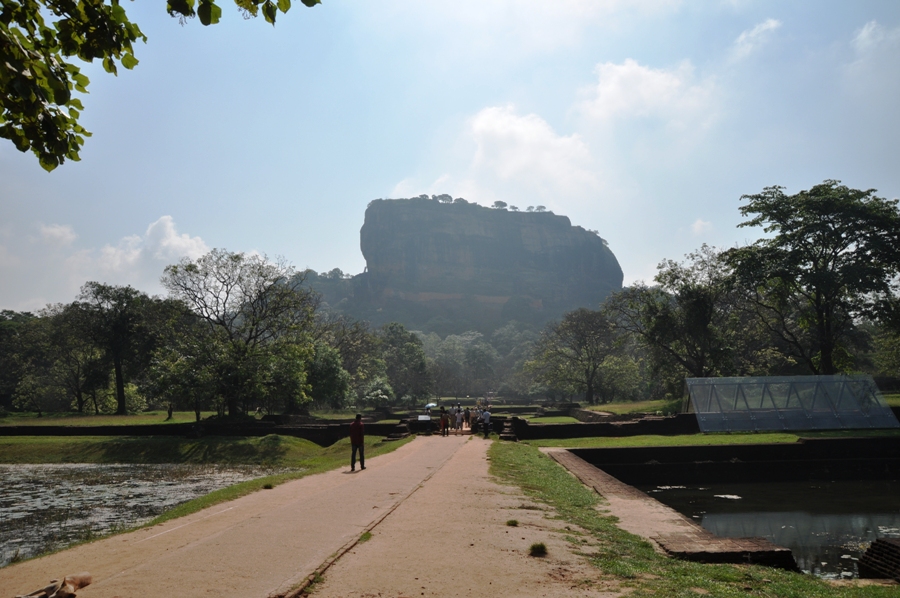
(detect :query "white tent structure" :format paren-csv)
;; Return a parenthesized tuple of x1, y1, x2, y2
(685, 375, 900, 433)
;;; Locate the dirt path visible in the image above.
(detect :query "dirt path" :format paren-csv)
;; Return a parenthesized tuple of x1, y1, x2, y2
(1, 436, 617, 598)
(309, 437, 619, 598)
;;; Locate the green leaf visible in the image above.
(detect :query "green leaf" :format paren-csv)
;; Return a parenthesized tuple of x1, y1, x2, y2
(111, 3, 128, 24)
(102, 56, 118, 75)
(167, 0, 195, 17)
(197, 2, 222, 25)
(277, 0, 291, 12)
(39, 155, 60, 172)
(121, 53, 139, 69)
(262, 1, 278, 24)
(300, 0, 320, 6)
(72, 72, 90, 93)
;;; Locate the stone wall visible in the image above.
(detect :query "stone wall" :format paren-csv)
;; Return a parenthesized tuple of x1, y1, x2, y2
(570, 436, 900, 485)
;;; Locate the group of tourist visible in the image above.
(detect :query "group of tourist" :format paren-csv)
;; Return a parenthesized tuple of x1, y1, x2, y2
(437, 404, 493, 439)
(438, 405, 470, 436)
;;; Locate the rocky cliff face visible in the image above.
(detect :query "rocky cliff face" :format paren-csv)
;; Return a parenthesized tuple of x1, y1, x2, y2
(351, 198, 623, 330)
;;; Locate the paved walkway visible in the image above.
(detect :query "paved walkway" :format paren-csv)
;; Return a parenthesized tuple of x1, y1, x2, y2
(3, 436, 616, 598)
(311, 436, 617, 598)
(3, 436, 469, 598)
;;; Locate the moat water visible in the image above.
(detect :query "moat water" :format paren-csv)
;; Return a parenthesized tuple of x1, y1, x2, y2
(639, 479, 900, 579)
(0, 463, 293, 568)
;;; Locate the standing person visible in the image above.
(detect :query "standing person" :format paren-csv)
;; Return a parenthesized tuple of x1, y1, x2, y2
(464, 407, 471, 429)
(349, 414, 366, 471)
(481, 407, 492, 439)
(440, 406, 449, 437)
(455, 408, 463, 434)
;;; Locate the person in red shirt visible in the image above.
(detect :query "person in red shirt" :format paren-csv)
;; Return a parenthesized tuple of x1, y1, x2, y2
(349, 414, 366, 472)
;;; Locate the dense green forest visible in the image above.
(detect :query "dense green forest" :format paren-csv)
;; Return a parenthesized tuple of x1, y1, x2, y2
(1, 181, 899, 417)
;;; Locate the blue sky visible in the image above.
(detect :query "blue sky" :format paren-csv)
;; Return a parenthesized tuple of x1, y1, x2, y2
(2, 0, 899, 311)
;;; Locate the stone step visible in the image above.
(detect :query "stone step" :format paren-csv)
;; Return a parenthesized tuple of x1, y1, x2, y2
(859, 539, 900, 580)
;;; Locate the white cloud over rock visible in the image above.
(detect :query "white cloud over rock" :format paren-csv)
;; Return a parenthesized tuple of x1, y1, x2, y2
(469, 105, 599, 197)
(578, 59, 718, 131)
(392, 104, 603, 211)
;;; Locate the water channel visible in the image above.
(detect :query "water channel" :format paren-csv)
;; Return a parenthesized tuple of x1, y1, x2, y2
(639, 479, 900, 579)
(0, 463, 294, 568)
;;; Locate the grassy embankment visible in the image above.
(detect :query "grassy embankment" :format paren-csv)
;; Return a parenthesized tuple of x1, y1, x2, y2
(0, 433, 414, 525)
(586, 393, 900, 415)
(0, 410, 404, 426)
(489, 440, 898, 597)
(521, 428, 900, 449)
(0, 411, 219, 426)
(524, 415, 582, 424)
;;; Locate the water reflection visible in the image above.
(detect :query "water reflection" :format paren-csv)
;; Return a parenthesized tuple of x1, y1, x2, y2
(640, 480, 900, 579)
(0, 463, 294, 568)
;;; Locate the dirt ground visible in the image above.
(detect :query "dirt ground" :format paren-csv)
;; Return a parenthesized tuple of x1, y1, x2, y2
(308, 436, 621, 598)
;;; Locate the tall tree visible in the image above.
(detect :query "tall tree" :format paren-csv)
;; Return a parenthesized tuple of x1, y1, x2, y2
(44, 302, 109, 413)
(311, 313, 385, 405)
(161, 249, 318, 416)
(1, 0, 321, 170)
(305, 341, 351, 410)
(378, 322, 432, 407)
(0, 310, 37, 410)
(725, 181, 900, 375)
(605, 245, 750, 382)
(526, 308, 617, 404)
(77, 282, 158, 415)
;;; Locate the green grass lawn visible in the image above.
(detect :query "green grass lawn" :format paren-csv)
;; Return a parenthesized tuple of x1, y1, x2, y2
(308, 410, 359, 420)
(522, 432, 802, 448)
(0, 411, 218, 426)
(584, 399, 672, 415)
(522, 429, 900, 449)
(524, 415, 582, 424)
(489, 440, 898, 597)
(883, 393, 900, 407)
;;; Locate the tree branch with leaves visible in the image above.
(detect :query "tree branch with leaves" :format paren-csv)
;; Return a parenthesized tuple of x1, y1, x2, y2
(1, 0, 320, 170)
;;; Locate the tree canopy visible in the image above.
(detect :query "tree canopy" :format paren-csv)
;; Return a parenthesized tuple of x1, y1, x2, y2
(160, 248, 318, 416)
(725, 180, 900, 375)
(0, 0, 320, 171)
(526, 308, 621, 404)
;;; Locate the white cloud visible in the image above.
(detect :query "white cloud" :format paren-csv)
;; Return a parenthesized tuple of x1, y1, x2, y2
(364, 0, 682, 57)
(731, 18, 782, 61)
(94, 216, 209, 277)
(852, 20, 900, 55)
(578, 59, 718, 131)
(144, 215, 210, 262)
(0, 216, 209, 310)
(470, 105, 599, 195)
(0, 245, 20, 269)
(842, 20, 900, 118)
(38, 223, 77, 246)
(691, 219, 713, 235)
(390, 104, 604, 211)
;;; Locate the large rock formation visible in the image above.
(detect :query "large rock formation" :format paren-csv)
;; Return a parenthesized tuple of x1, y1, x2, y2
(349, 198, 623, 331)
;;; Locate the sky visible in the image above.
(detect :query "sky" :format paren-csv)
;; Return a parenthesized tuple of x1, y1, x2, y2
(2, 0, 900, 311)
